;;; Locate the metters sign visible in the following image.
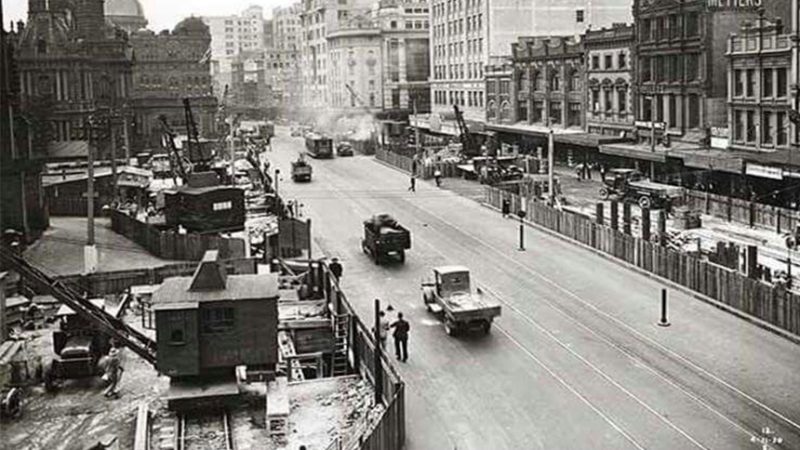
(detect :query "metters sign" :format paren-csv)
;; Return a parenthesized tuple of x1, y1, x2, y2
(707, 0, 762, 8)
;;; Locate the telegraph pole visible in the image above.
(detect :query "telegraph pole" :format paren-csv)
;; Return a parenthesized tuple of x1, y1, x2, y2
(547, 128, 555, 204)
(84, 118, 97, 274)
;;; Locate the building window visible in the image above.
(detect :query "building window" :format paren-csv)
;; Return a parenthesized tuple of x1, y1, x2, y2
(668, 95, 677, 127)
(777, 112, 787, 145)
(746, 69, 755, 97)
(734, 110, 744, 141)
(533, 72, 543, 91)
(686, 12, 699, 37)
(201, 307, 235, 334)
(688, 94, 700, 128)
(777, 68, 788, 97)
(734, 70, 744, 97)
(533, 101, 544, 123)
(517, 102, 528, 123)
(687, 54, 699, 81)
(576, 9, 584, 23)
(604, 89, 613, 112)
(762, 112, 773, 144)
(618, 53, 626, 69)
(568, 103, 581, 127)
(591, 90, 600, 112)
(642, 19, 652, 42)
(569, 70, 580, 91)
(213, 201, 232, 211)
(170, 329, 185, 344)
(550, 72, 560, 91)
(550, 102, 562, 125)
(592, 55, 600, 70)
(604, 54, 613, 70)
(746, 110, 755, 142)
(641, 57, 651, 82)
(763, 68, 773, 98)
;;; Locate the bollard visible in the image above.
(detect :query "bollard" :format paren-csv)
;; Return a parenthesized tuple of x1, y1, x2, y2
(657, 288, 671, 327)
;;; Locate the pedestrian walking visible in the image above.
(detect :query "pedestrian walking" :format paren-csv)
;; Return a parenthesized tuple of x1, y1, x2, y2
(390, 312, 410, 362)
(599, 164, 607, 182)
(103, 342, 124, 399)
(434, 169, 442, 187)
(502, 199, 510, 217)
(408, 174, 416, 192)
(329, 257, 343, 281)
(373, 309, 389, 349)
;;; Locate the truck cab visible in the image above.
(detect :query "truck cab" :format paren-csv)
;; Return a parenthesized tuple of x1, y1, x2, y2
(422, 266, 501, 336)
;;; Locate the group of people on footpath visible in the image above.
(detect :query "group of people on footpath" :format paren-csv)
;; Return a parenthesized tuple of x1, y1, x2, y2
(375, 305, 411, 362)
(408, 157, 443, 192)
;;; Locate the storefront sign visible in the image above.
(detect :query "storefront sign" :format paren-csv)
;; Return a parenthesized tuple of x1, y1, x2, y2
(745, 163, 783, 180)
(634, 121, 665, 130)
(710, 127, 729, 149)
(707, 0, 762, 8)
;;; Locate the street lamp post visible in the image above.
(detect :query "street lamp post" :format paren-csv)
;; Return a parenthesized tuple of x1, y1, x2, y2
(517, 209, 526, 251)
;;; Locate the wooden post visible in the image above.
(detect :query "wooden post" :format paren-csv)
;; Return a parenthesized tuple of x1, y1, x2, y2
(373, 298, 384, 405)
(623, 203, 632, 235)
(596, 203, 605, 226)
(642, 208, 651, 241)
(658, 211, 667, 246)
(746, 245, 758, 278)
(610, 201, 619, 230)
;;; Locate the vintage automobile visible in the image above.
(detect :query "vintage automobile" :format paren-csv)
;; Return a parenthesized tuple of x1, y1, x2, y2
(599, 168, 683, 209)
(336, 141, 355, 157)
(421, 266, 501, 336)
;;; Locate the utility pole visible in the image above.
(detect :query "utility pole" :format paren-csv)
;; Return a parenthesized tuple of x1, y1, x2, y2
(109, 119, 118, 204)
(122, 113, 131, 161)
(547, 128, 555, 204)
(650, 106, 657, 180)
(413, 99, 421, 158)
(84, 118, 97, 274)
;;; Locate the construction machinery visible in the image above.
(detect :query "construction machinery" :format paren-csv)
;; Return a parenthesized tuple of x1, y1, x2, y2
(361, 214, 411, 264)
(453, 105, 480, 158)
(421, 266, 501, 336)
(159, 115, 191, 184)
(0, 249, 158, 373)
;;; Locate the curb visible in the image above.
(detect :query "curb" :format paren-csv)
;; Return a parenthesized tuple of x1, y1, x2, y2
(371, 154, 800, 345)
(479, 201, 800, 346)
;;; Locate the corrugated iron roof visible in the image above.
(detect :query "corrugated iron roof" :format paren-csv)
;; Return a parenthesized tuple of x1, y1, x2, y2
(152, 273, 279, 310)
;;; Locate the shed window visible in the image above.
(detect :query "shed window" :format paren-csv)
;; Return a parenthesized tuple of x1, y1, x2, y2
(202, 307, 235, 333)
(170, 329, 185, 344)
(213, 201, 232, 211)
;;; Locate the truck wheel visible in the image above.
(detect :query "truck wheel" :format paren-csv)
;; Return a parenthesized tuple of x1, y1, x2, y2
(638, 196, 652, 210)
(444, 321, 457, 336)
(599, 187, 610, 199)
(374, 252, 381, 265)
(398, 250, 406, 264)
(483, 321, 492, 334)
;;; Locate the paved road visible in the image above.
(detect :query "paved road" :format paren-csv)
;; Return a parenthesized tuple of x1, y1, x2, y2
(268, 129, 800, 450)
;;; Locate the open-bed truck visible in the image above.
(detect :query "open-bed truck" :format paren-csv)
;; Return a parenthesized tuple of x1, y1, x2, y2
(361, 214, 411, 264)
(422, 266, 501, 336)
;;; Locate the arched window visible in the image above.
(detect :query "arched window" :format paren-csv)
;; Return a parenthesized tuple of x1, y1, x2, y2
(487, 100, 497, 120)
(533, 71, 543, 92)
(500, 101, 511, 121)
(551, 71, 561, 91)
(37, 38, 47, 54)
(517, 70, 528, 92)
(569, 70, 581, 92)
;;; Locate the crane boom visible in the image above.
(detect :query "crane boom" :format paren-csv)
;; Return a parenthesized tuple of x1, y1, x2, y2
(159, 115, 189, 183)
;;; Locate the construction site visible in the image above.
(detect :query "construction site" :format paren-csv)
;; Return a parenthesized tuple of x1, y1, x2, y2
(0, 247, 404, 450)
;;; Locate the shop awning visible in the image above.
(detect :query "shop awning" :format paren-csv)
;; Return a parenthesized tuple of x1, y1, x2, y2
(599, 143, 669, 162)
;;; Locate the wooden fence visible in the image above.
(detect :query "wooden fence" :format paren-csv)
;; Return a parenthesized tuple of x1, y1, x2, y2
(110, 209, 245, 261)
(683, 189, 800, 234)
(320, 263, 405, 450)
(375, 148, 460, 180)
(56, 258, 259, 297)
(485, 187, 800, 337)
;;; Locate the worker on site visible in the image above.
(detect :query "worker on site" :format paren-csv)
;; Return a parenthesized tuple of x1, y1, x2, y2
(408, 173, 416, 192)
(390, 312, 410, 362)
(434, 168, 442, 187)
(372, 308, 389, 349)
(329, 257, 343, 281)
(103, 341, 124, 399)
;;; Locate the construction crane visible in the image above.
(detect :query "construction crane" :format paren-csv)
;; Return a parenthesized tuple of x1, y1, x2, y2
(344, 83, 380, 144)
(0, 248, 158, 366)
(183, 98, 213, 173)
(158, 115, 190, 184)
(453, 104, 480, 157)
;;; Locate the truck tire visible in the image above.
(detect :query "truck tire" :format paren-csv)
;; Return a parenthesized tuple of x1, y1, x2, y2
(638, 195, 652, 210)
(398, 249, 406, 264)
(483, 321, 492, 334)
(444, 320, 457, 336)
(599, 187, 610, 199)
(374, 251, 381, 265)
(43, 360, 58, 392)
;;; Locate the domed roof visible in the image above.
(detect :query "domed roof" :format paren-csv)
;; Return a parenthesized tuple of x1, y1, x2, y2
(173, 17, 209, 35)
(104, 0, 145, 17)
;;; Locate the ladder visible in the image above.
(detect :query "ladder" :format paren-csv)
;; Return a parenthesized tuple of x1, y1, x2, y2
(331, 313, 350, 376)
(0, 247, 158, 366)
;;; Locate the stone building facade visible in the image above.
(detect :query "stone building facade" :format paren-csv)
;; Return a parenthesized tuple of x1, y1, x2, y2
(502, 36, 586, 130)
(327, 26, 383, 112)
(727, 15, 793, 153)
(584, 23, 635, 137)
(14, 0, 134, 161)
(129, 18, 218, 148)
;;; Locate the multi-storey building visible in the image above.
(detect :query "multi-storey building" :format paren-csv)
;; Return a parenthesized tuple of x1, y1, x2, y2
(376, 0, 431, 113)
(265, 48, 302, 110)
(584, 23, 635, 137)
(104, 0, 147, 34)
(328, 21, 383, 113)
(298, 0, 374, 109)
(1, 20, 49, 241)
(430, 0, 632, 122)
(230, 50, 271, 110)
(129, 18, 218, 148)
(14, 0, 134, 162)
(203, 6, 269, 98)
(273, 3, 303, 51)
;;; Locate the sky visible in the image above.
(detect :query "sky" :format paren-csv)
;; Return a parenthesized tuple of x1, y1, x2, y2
(4, 0, 296, 32)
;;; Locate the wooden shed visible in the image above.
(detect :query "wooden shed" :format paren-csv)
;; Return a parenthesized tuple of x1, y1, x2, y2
(163, 185, 245, 233)
(152, 251, 279, 379)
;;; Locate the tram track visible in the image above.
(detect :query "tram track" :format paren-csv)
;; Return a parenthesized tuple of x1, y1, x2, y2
(176, 409, 234, 450)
